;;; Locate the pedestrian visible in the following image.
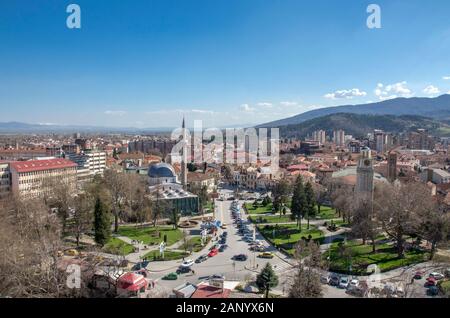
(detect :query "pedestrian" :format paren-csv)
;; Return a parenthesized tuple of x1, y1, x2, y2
(192, 269, 195, 275)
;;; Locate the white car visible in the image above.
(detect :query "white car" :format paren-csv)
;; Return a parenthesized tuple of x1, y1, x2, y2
(339, 276, 350, 289)
(429, 272, 445, 280)
(180, 259, 194, 267)
(349, 279, 359, 288)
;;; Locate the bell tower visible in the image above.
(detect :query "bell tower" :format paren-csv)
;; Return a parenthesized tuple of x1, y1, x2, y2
(356, 147, 374, 204)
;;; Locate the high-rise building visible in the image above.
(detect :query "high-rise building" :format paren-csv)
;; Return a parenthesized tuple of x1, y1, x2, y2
(356, 147, 374, 205)
(333, 130, 345, 147)
(66, 150, 106, 183)
(408, 129, 435, 151)
(312, 130, 326, 145)
(374, 130, 385, 153)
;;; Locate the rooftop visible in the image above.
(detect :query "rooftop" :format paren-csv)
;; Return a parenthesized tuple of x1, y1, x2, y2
(9, 158, 77, 173)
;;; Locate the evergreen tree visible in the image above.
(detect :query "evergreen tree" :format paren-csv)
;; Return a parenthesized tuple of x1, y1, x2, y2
(256, 263, 279, 298)
(304, 182, 316, 229)
(94, 196, 111, 247)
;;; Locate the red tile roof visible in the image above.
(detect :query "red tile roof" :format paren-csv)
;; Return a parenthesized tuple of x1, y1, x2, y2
(10, 159, 77, 173)
(191, 284, 231, 298)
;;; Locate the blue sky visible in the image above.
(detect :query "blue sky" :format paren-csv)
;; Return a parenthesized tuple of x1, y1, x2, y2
(1, 0, 450, 128)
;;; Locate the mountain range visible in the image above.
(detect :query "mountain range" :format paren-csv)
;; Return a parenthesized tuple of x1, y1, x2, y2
(276, 113, 450, 139)
(257, 94, 450, 128)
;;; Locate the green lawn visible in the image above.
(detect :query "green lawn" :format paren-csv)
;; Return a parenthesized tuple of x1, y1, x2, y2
(143, 249, 190, 261)
(117, 225, 183, 246)
(315, 206, 339, 220)
(245, 203, 274, 215)
(257, 224, 324, 255)
(188, 236, 210, 252)
(103, 237, 134, 255)
(249, 214, 294, 224)
(326, 239, 429, 275)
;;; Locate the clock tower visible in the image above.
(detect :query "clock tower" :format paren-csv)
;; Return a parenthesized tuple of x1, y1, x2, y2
(356, 147, 374, 204)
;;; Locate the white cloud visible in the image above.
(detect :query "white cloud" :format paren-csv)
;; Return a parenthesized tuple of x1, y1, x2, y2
(423, 85, 440, 95)
(239, 104, 255, 112)
(442, 76, 450, 80)
(256, 102, 272, 108)
(280, 101, 298, 106)
(374, 81, 413, 100)
(104, 110, 127, 116)
(324, 88, 367, 100)
(191, 109, 214, 114)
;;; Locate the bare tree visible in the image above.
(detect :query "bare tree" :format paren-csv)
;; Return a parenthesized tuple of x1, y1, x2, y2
(288, 240, 323, 298)
(71, 192, 94, 247)
(103, 169, 127, 233)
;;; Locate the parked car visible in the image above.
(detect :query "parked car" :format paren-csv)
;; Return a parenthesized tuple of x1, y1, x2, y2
(195, 255, 208, 263)
(209, 274, 225, 280)
(65, 249, 79, 257)
(258, 252, 274, 259)
(219, 244, 228, 252)
(329, 275, 340, 286)
(429, 272, 445, 280)
(339, 276, 350, 289)
(208, 248, 219, 257)
(162, 272, 178, 280)
(320, 275, 330, 284)
(250, 245, 265, 252)
(414, 271, 425, 279)
(349, 279, 359, 288)
(425, 277, 437, 287)
(180, 259, 194, 267)
(233, 254, 248, 261)
(427, 286, 439, 296)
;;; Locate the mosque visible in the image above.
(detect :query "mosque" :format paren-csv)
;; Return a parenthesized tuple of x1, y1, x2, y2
(147, 119, 199, 216)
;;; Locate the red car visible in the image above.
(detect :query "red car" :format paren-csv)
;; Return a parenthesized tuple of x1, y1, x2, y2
(414, 271, 425, 279)
(425, 277, 436, 287)
(208, 248, 219, 257)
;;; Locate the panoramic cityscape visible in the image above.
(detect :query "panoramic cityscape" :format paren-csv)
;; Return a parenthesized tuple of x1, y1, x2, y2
(1, 0, 450, 305)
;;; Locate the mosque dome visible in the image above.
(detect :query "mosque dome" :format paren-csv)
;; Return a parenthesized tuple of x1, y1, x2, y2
(148, 163, 176, 178)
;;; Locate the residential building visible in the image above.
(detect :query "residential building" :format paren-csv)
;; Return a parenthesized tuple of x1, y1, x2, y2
(0, 162, 11, 199)
(66, 150, 106, 183)
(333, 130, 345, 147)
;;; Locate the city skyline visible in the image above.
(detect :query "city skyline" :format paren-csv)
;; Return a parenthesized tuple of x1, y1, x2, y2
(2, 0, 450, 127)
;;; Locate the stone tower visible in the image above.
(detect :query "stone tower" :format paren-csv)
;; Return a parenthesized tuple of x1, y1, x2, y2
(387, 151, 397, 182)
(356, 147, 374, 205)
(181, 117, 188, 190)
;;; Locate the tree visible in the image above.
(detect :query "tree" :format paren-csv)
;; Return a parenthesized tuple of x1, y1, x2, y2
(304, 182, 316, 229)
(256, 263, 279, 298)
(191, 184, 209, 216)
(94, 196, 111, 247)
(43, 177, 75, 235)
(313, 183, 327, 215)
(351, 200, 379, 252)
(170, 207, 180, 229)
(103, 169, 127, 233)
(375, 182, 426, 258)
(289, 240, 323, 298)
(71, 193, 94, 247)
(221, 165, 233, 184)
(272, 179, 290, 216)
(291, 176, 307, 230)
(416, 201, 449, 260)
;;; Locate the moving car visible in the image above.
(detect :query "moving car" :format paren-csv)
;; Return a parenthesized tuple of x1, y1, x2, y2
(258, 252, 274, 259)
(221, 224, 227, 229)
(132, 260, 150, 271)
(176, 266, 192, 274)
(209, 274, 225, 280)
(339, 276, 350, 289)
(349, 279, 359, 288)
(162, 272, 178, 280)
(250, 245, 265, 252)
(180, 259, 194, 267)
(233, 254, 248, 261)
(427, 286, 439, 296)
(195, 255, 208, 263)
(208, 248, 219, 257)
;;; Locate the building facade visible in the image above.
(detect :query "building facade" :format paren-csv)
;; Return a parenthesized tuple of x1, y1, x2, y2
(9, 158, 77, 198)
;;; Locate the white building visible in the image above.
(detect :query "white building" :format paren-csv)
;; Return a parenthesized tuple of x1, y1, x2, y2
(66, 150, 106, 183)
(0, 162, 11, 199)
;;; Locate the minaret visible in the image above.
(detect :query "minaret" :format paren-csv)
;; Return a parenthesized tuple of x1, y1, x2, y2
(181, 117, 188, 190)
(356, 147, 374, 205)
